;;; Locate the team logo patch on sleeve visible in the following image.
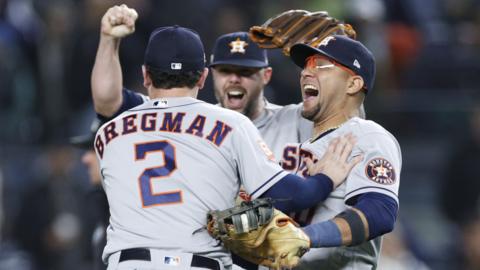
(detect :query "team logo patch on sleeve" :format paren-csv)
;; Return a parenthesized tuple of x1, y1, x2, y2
(257, 139, 276, 162)
(365, 158, 396, 185)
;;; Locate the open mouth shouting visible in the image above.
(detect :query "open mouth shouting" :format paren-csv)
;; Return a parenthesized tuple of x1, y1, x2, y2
(303, 84, 319, 102)
(224, 88, 247, 110)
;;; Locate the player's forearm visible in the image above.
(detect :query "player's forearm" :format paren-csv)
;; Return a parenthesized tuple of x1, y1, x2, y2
(303, 192, 398, 247)
(91, 35, 123, 117)
(302, 209, 369, 248)
(260, 173, 333, 213)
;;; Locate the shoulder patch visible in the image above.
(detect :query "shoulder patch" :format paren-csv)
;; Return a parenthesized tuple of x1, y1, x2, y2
(257, 139, 276, 162)
(365, 158, 396, 185)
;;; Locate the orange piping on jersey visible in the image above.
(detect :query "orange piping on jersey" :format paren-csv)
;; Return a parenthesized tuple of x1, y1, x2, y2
(135, 140, 182, 207)
(257, 139, 276, 162)
(185, 114, 206, 137)
(298, 148, 314, 178)
(140, 112, 158, 132)
(134, 140, 170, 161)
(103, 122, 119, 144)
(206, 120, 233, 147)
(159, 112, 186, 133)
(95, 135, 105, 159)
(141, 190, 183, 208)
(281, 145, 299, 171)
(122, 113, 138, 135)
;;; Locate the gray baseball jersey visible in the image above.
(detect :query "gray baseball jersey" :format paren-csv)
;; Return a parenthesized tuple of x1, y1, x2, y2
(292, 117, 402, 270)
(119, 90, 313, 167)
(252, 101, 313, 167)
(94, 97, 288, 267)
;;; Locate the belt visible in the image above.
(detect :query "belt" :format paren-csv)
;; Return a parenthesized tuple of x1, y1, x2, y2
(119, 248, 221, 270)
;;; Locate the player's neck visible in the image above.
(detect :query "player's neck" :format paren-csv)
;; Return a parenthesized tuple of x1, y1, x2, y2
(149, 87, 199, 99)
(248, 96, 266, 121)
(312, 110, 356, 138)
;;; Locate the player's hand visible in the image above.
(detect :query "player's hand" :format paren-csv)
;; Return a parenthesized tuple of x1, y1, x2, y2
(101, 4, 138, 38)
(306, 133, 363, 188)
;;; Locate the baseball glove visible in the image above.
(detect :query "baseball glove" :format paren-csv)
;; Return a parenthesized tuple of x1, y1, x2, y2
(207, 198, 310, 269)
(249, 9, 356, 56)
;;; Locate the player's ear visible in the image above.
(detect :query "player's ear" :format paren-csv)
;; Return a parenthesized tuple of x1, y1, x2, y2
(142, 65, 152, 88)
(262, 67, 273, 85)
(346, 75, 364, 95)
(196, 68, 209, 90)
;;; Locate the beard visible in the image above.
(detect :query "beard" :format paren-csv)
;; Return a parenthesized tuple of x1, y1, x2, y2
(301, 102, 321, 121)
(242, 96, 260, 119)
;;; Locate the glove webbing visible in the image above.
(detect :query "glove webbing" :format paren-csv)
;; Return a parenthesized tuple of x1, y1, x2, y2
(208, 198, 275, 235)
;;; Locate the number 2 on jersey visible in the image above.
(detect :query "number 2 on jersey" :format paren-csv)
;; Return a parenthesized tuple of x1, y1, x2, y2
(135, 141, 181, 207)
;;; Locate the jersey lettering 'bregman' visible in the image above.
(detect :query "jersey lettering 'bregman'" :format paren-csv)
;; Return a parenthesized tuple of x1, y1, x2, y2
(95, 111, 232, 158)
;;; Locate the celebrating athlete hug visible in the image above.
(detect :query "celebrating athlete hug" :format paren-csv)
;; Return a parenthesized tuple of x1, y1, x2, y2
(5, 0, 474, 269)
(92, 5, 364, 270)
(88, 4, 401, 270)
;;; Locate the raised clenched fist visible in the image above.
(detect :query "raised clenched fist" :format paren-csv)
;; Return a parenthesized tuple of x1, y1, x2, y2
(101, 4, 138, 38)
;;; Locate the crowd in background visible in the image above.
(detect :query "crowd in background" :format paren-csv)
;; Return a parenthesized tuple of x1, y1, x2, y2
(1, 0, 480, 269)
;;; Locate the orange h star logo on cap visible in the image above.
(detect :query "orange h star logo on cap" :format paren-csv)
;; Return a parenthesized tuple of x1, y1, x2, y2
(229, 38, 248, 54)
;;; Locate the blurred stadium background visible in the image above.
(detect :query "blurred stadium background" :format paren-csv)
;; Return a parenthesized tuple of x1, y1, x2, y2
(1, 0, 480, 269)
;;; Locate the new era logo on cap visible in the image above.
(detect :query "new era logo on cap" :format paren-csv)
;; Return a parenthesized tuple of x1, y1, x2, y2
(210, 32, 268, 68)
(353, 59, 361, 69)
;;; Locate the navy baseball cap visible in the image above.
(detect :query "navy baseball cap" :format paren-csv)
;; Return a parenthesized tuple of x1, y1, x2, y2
(290, 35, 376, 91)
(209, 32, 269, 68)
(144, 25, 206, 73)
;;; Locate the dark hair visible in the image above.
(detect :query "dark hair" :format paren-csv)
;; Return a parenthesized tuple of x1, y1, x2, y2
(146, 66, 203, 89)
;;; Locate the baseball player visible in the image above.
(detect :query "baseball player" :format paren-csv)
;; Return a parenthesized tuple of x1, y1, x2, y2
(278, 35, 401, 269)
(70, 118, 109, 270)
(93, 19, 362, 270)
(91, 5, 312, 172)
(90, 7, 310, 269)
(209, 31, 313, 164)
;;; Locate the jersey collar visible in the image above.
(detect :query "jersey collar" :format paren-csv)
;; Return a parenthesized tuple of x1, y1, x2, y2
(147, 97, 204, 108)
